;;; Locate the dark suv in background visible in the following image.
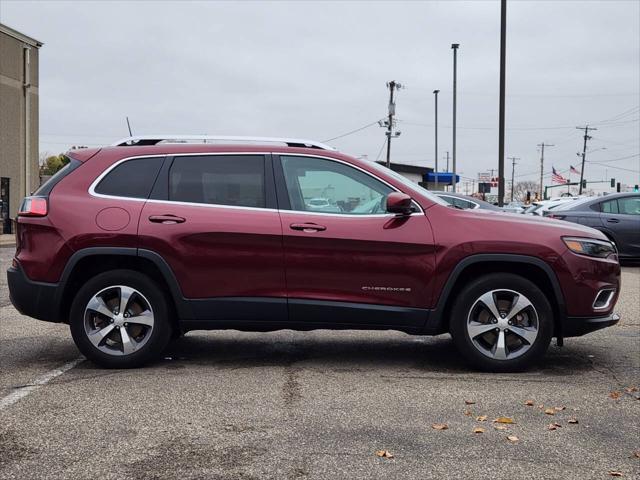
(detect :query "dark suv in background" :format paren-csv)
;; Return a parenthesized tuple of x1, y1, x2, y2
(8, 136, 621, 371)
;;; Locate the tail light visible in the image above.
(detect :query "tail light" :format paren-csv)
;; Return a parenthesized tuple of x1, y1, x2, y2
(18, 196, 48, 217)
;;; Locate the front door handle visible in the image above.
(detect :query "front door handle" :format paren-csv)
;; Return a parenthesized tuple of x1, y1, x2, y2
(149, 214, 186, 224)
(606, 218, 620, 223)
(290, 222, 326, 232)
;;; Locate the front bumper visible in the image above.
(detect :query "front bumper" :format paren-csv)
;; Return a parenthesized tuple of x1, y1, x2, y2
(7, 264, 62, 323)
(561, 312, 620, 337)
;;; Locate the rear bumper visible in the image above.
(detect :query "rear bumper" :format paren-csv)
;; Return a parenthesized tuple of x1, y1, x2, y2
(7, 264, 62, 323)
(561, 312, 620, 337)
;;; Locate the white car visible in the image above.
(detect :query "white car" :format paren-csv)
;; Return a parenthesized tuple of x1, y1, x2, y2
(524, 197, 582, 216)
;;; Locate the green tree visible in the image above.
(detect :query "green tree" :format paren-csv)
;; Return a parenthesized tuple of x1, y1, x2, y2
(39, 154, 70, 176)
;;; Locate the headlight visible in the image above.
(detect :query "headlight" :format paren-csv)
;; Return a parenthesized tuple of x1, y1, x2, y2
(563, 236, 616, 258)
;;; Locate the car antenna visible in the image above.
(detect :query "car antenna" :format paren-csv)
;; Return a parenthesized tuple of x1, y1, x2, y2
(126, 116, 133, 136)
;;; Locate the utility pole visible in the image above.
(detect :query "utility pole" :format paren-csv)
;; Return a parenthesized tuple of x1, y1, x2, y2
(384, 80, 403, 168)
(451, 43, 459, 192)
(433, 89, 440, 190)
(577, 125, 597, 194)
(537, 142, 554, 199)
(508, 156, 519, 202)
(497, 0, 507, 206)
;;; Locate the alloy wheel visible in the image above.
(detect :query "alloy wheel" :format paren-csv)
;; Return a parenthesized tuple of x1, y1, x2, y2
(83, 285, 155, 356)
(466, 289, 539, 361)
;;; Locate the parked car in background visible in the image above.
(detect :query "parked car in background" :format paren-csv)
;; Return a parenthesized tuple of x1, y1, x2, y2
(549, 192, 640, 260)
(524, 197, 582, 216)
(434, 192, 505, 211)
(8, 135, 621, 371)
(305, 197, 341, 213)
(502, 201, 525, 214)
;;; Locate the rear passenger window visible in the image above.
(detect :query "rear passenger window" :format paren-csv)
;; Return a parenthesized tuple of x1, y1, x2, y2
(601, 200, 619, 214)
(169, 155, 265, 208)
(95, 157, 163, 199)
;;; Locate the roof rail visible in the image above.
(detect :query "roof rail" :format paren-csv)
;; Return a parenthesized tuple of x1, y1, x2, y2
(111, 135, 336, 151)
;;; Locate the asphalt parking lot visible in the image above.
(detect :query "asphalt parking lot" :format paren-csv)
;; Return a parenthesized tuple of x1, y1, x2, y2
(0, 246, 638, 480)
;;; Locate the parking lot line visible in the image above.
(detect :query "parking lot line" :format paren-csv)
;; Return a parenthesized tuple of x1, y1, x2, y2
(0, 357, 84, 411)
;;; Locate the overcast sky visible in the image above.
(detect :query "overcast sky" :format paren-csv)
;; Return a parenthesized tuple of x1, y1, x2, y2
(2, 0, 639, 192)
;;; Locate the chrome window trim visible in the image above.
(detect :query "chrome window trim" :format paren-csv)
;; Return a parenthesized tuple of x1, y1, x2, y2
(87, 151, 424, 216)
(436, 194, 479, 210)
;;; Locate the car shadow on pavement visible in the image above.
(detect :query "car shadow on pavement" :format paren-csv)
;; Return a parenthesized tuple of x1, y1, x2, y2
(154, 331, 596, 376)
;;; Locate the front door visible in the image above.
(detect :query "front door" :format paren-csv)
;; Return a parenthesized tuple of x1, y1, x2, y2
(138, 153, 286, 322)
(600, 195, 640, 257)
(275, 154, 436, 329)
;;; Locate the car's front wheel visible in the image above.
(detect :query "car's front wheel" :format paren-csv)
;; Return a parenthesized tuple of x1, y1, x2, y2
(450, 273, 553, 372)
(69, 270, 171, 368)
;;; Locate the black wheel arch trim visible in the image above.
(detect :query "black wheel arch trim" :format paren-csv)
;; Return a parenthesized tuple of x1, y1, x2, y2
(424, 253, 567, 334)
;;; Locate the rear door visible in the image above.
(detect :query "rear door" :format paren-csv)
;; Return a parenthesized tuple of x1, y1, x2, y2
(138, 153, 287, 322)
(600, 196, 640, 257)
(275, 154, 436, 329)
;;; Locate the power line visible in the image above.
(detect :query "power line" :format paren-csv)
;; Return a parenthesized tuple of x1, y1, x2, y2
(322, 120, 382, 142)
(586, 153, 640, 164)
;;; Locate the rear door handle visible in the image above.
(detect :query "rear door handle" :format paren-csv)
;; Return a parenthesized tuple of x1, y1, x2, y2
(606, 218, 620, 223)
(149, 214, 186, 224)
(290, 222, 326, 232)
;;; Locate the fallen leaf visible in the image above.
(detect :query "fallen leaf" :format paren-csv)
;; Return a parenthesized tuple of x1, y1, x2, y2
(465, 400, 476, 405)
(524, 400, 534, 406)
(463, 409, 473, 416)
(494, 425, 508, 431)
(631, 450, 640, 459)
(494, 417, 515, 424)
(554, 406, 566, 411)
(608, 471, 623, 477)
(624, 386, 638, 393)
(544, 408, 556, 416)
(610, 391, 622, 400)
(432, 423, 449, 430)
(473, 427, 485, 434)
(375, 450, 394, 459)
(507, 435, 519, 442)
(567, 418, 579, 424)
(547, 423, 562, 431)
(537, 404, 545, 409)
(476, 415, 488, 422)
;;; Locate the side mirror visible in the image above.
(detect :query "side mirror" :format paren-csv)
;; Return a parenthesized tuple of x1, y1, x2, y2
(386, 192, 413, 215)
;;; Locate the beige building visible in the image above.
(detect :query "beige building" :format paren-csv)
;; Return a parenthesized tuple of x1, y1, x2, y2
(0, 23, 42, 233)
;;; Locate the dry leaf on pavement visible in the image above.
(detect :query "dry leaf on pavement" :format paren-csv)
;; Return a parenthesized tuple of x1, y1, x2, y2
(554, 406, 566, 411)
(608, 471, 623, 477)
(476, 415, 487, 422)
(633, 450, 640, 458)
(473, 427, 485, 434)
(494, 417, 515, 424)
(507, 435, 519, 442)
(494, 425, 508, 431)
(547, 423, 562, 431)
(465, 400, 476, 405)
(609, 391, 622, 400)
(624, 386, 638, 393)
(524, 400, 534, 406)
(544, 408, 556, 415)
(463, 409, 473, 416)
(567, 418, 579, 424)
(375, 450, 394, 459)
(432, 423, 449, 430)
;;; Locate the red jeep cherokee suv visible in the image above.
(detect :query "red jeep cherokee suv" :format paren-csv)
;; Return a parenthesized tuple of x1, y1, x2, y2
(7, 136, 621, 371)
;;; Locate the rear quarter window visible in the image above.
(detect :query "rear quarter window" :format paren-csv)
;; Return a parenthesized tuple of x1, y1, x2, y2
(94, 157, 164, 199)
(34, 157, 81, 196)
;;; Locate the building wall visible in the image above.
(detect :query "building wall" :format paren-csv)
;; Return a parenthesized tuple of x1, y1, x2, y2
(0, 28, 40, 228)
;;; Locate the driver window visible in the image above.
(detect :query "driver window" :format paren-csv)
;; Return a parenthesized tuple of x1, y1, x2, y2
(280, 156, 393, 215)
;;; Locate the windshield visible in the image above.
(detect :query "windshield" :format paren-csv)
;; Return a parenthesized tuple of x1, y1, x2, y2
(365, 161, 450, 207)
(551, 196, 594, 211)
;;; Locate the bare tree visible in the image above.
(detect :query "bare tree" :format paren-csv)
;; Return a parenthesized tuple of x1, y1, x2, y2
(512, 181, 538, 203)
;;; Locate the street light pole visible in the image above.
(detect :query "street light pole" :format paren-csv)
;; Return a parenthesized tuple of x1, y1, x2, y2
(451, 43, 459, 192)
(497, 0, 507, 206)
(433, 89, 439, 191)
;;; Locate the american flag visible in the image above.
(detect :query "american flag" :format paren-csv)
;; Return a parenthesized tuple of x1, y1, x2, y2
(570, 165, 580, 175)
(552, 167, 568, 184)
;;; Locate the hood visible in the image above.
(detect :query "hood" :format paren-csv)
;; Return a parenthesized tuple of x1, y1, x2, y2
(458, 208, 609, 241)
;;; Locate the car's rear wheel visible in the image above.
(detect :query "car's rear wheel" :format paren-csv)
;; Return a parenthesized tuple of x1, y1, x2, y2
(69, 270, 171, 368)
(450, 273, 553, 372)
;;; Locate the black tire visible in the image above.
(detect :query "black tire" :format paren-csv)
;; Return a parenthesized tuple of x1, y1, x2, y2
(449, 273, 553, 372)
(69, 269, 172, 368)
